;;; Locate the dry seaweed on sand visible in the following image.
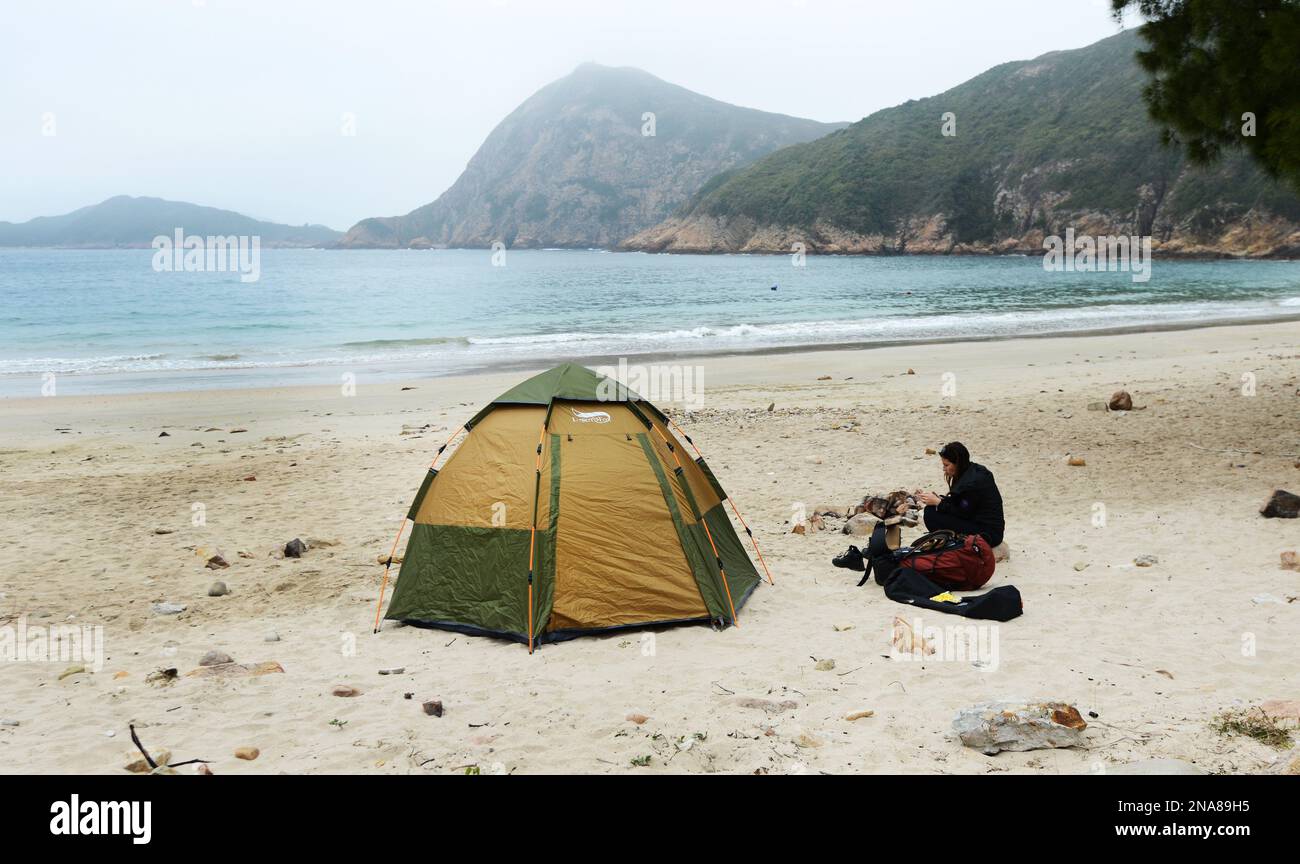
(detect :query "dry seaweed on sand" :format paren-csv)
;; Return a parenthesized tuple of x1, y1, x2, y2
(1212, 707, 1295, 749)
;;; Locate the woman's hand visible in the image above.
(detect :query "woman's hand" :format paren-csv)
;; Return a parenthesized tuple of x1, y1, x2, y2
(916, 490, 942, 507)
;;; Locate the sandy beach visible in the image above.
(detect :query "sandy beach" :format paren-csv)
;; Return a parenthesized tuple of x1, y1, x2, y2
(1, 320, 1297, 775)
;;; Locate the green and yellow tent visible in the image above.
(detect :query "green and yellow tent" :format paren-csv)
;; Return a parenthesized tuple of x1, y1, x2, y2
(375, 363, 770, 650)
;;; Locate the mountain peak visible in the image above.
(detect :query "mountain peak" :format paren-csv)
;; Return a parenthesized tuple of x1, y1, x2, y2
(335, 68, 845, 249)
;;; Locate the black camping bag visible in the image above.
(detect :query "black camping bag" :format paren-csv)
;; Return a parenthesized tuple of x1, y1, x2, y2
(882, 566, 1022, 621)
(856, 521, 902, 587)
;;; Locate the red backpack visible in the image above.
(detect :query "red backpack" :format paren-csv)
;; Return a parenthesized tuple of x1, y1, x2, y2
(895, 530, 995, 591)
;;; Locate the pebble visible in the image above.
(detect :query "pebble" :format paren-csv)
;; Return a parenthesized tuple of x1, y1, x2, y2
(264, 631, 281, 642)
(1073, 561, 1089, 572)
(1134, 554, 1158, 567)
(422, 700, 444, 717)
(626, 713, 649, 725)
(205, 555, 229, 570)
(234, 747, 260, 761)
(208, 581, 229, 597)
(284, 538, 307, 558)
(199, 650, 233, 667)
(1261, 489, 1300, 519)
(332, 685, 361, 697)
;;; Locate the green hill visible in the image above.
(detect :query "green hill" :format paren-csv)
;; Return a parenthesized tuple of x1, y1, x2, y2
(625, 30, 1300, 257)
(0, 196, 342, 248)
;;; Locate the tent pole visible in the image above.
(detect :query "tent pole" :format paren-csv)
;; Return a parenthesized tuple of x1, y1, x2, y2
(372, 518, 408, 633)
(667, 417, 774, 586)
(525, 414, 551, 654)
(652, 425, 739, 627)
(372, 425, 464, 634)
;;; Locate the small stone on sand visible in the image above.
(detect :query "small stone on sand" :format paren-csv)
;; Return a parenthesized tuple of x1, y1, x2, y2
(199, 650, 233, 667)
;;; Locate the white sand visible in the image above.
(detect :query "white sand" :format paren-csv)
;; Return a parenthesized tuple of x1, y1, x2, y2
(1, 321, 1297, 774)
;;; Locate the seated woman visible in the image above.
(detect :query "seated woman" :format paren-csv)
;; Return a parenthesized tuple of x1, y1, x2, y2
(914, 441, 1004, 548)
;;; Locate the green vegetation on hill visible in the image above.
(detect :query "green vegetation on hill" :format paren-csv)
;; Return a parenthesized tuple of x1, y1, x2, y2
(656, 30, 1298, 251)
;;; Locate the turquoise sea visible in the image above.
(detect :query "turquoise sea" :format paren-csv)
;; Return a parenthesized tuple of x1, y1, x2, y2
(1, 248, 1297, 396)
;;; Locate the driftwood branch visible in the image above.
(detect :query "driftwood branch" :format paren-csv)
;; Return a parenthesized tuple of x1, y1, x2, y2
(129, 724, 156, 770)
(128, 723, 209, 770)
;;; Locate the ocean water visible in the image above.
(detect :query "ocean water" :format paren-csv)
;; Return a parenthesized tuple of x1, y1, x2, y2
(1, 248, 1297, 396)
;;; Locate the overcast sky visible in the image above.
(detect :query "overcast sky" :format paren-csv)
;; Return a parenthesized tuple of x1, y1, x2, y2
(1, 0, 1126, 230)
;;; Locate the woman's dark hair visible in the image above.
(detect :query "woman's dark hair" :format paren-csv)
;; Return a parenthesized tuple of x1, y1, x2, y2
(938, 441, 971, 488)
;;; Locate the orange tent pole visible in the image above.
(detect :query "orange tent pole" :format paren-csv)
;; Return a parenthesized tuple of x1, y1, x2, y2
(652, 425, 738, 627)
(525, 421, 548, 654)
(667, 417, 774, 586)
(372, 519, 408, 633)
(372, 425, 464, 634)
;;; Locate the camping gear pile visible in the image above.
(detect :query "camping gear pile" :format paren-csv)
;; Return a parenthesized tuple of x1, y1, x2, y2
(834, 522, 1021, 621)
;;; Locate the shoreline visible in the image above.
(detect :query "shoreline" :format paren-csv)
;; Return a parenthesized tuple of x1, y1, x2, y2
(7, 245, 1298, 259)
(7, 311, 1300, 400)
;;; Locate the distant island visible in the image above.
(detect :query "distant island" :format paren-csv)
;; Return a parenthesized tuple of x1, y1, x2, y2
(0, 196, 341, 249)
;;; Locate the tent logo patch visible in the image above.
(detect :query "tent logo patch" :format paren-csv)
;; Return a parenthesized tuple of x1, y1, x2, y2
(570, 408, 611, 424)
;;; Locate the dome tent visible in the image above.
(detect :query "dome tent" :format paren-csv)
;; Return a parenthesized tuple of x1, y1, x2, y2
(376, 363, 769, 650)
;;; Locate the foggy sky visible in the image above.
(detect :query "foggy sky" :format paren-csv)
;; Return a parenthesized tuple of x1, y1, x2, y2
(1, 0, 1125, 230)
